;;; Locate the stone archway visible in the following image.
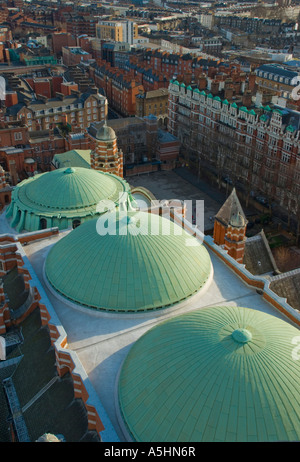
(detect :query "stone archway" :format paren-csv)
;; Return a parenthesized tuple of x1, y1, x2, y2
(39, 218, 47, 230)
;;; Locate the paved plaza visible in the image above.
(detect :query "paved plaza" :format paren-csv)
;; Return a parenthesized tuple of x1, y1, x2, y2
(127, 169, 225, 231)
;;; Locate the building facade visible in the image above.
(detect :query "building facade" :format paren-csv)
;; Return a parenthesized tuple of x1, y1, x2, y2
(96, 20, 138, 45)
(90, 62, 143, 117)
(6, 89, 107, 132)
(168, 80, 300, 228)
(136, 88, 169, 123)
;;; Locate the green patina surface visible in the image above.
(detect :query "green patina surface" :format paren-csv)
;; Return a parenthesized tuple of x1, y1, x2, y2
(6, 167, 132, 232)
(52, 150, 91, 169)
(118, 305, 300, 442)
(45, 211, 212, 312)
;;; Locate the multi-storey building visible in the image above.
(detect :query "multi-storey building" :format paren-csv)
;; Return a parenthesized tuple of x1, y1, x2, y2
(52, 32, 77, 55)
(136, 88, 169, 124)
(168, 79, 300, 227)
(66, 15, 97, 38)
(6, 88, 107, 132)
(90, 61, 144, 117)
(96, 20, 138, 45)
(62, 46, 92, 66)
(255, 63, 299, 101)
(101, 41, 131, 68)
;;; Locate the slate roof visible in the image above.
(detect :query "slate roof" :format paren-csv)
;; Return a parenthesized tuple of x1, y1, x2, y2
(269, 270, 300, 312)
(215, 188, 247, 227)
(256, 63, 299, 81)
(243, 231, 279, 276)
(0, 306, 100, 442)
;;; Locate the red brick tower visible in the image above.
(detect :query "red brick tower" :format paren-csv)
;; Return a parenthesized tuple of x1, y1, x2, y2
(90, 121, 123, 178)
(0, 166, 12, 210)
(213, 188, 247, 263)
(224, 212, 247, 264)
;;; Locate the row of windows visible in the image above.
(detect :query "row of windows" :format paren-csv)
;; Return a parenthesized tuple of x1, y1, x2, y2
(256, 71, 291, 85)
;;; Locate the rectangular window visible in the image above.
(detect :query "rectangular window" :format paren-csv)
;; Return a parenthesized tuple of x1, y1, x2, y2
(14, 132, 22, 141)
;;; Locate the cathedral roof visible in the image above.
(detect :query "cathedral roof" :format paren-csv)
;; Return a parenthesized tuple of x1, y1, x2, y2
(6, 167, 131, 231)
(13, 167, 126, 213)
(118, 305, 300, 442)
(45, 211, 212, 313)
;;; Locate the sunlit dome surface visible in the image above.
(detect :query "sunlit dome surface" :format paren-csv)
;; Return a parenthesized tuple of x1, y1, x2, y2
(6, 167, 131, 232)
(118, 305, 300, 442)
(45, 211, 212, 313)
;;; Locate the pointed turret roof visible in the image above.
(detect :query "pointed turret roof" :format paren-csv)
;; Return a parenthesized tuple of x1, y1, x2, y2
(215, 188, 247, 227)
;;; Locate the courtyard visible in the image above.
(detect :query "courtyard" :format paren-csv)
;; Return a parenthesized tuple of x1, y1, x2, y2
(127, 169, 225, 232)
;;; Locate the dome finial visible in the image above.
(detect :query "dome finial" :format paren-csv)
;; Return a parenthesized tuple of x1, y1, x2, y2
(232, 328, 252, 344)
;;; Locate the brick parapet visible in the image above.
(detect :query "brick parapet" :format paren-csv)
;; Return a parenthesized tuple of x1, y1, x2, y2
(171, 209, 300, 328)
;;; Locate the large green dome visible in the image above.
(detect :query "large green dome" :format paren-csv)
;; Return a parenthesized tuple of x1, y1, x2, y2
(45, 211, 212, 313)
(118, 306, 300, 442)
(6, 167, 132, 232)
(23, 167, 122, 210)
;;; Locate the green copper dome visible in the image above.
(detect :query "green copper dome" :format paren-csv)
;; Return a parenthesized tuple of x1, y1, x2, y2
(45, 211, 212, 313)
(23, 167, 123, 209)
(6, 167, 131, 232)
(118, 306, 300, 442)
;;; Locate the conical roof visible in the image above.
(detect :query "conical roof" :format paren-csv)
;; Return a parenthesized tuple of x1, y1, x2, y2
(45, 211, 212, 313)
(215, 188, 247, 227)
(118, 306, 300, 442)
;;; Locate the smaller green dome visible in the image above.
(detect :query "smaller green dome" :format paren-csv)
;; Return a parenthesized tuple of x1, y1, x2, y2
(180, 82, 186, 87)
(223, 99, 229, 105)
(239, 106, 248, 112)
(6, 167, 131, 232)
(213, 96, 221, 101)
(118, 306, 300, 442)
(231, 102, 238, 108)
(45, 210, 212, 313)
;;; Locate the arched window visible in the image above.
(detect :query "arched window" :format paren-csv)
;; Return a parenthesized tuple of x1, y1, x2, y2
(40, 218, 47, 230)
(72, 219, 81, 229)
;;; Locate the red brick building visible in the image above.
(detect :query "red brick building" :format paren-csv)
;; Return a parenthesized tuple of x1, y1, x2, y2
(52, 32, 76, 56)
(90, 61, 144, 117)
(62, 46, 92, 66)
